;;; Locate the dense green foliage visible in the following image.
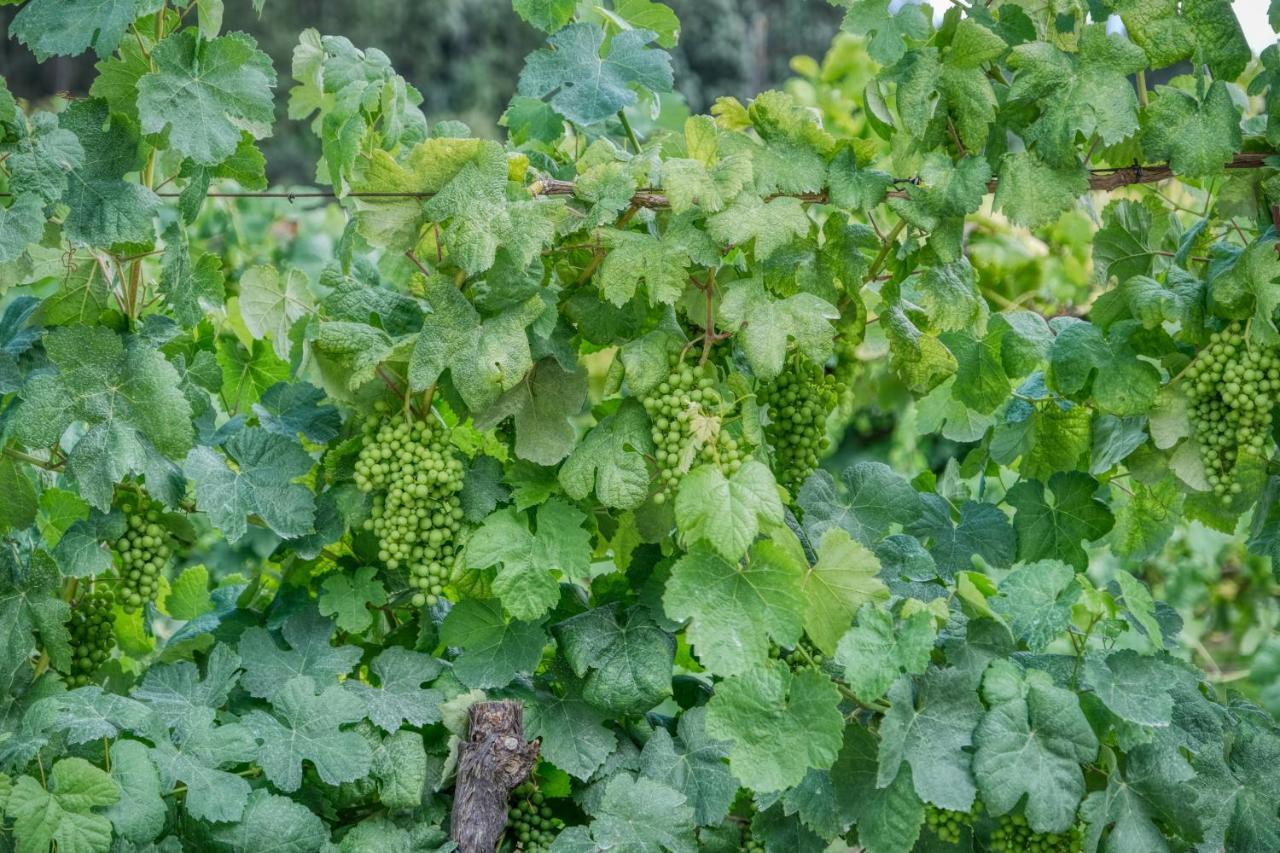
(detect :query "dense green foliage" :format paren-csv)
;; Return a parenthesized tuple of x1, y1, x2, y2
(0, 1, 1279, 852)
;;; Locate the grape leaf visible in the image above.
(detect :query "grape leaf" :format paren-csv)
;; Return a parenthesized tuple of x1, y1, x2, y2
(348, 647, 443, 734)
(837, 0, 931, 65)
(639, 706, 736, 826)
(252, 381, 342, 444)
(7, 757, 119, 853)
(318, 566, 387, 634)
(105, 739, 165, 845)
(707, 195, 811, 262)
(158, 222, 225, 328)
(558, 399, 654, 511)
(513, 0, 575, 33)
(465, 499, 590, 620)
(184, 427, 317, 543)
(674, 460, 784, 560)
(973, 659, 1099, 833)
(1081, 649, 1177, 727)
(877, 668, 983, 812)
(1142, 81, 1242, 180)
(597, 229, 693, 307)
(663, 541, 804, 676)
(704, 662, 844, 792)
(207, 789, 327, 853)
(517, 23, 673, 125)
(137, 30, 276, 166)
(12, 325, 193, 510)
(475, 358, 588, 466)
(907, 495, 1015, 578)
(1006, 472, 1114, 569)
(237, 608, 361, 701)
(718, 278, 839, 380)
(524, 690, 617, 781)
(58, 98, 158, 246)
(0, 545, 72, 688)
(799, 528, 889, 656)
(243, 675, 373, 792)
(439, 598, 547, 689)
(11, 0, 142, 59)
(0, 197, 46, 265)
(990, 559, 1079, 651)
(554, 603, 674, 714)
(582, 774, 697, 852)
(835, 604, 936, 703)
(832, 725, 926, 853)
(798, 461, 923, 546)
(132, 643, 243, 729)
(994, 151, 1087, 229)
(237, 265, 313, 360)
(147, 707, 258, 823)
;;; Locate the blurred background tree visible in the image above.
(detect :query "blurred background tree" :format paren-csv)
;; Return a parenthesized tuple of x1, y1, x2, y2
(0, 0, 842, 181)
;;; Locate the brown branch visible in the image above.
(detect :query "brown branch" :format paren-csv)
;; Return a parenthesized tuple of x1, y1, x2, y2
(451, 700, 540, 853)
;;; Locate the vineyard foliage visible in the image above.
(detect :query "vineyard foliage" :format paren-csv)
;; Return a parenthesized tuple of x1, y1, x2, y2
(1, 0, 1280, 852)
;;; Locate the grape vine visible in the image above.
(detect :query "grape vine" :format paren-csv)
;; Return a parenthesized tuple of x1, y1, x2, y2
(0, 1, 1277, 852)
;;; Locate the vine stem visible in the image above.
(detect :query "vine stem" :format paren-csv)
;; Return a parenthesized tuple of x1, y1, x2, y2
(616, 109, 642, 152)
(4, 446, 63, 471)
(866, 219, 907, 283)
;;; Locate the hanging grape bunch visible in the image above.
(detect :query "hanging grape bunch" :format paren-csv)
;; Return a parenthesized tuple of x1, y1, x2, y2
(925, 802, 982, 845)
(506, 783, 563, 851)
(1184, 321, 1279, 506)
(113, 492, 175, 611)
(756, 355, 838, 491)
(989, 813, 1080, 853)
(641, 353, 747, 503)
(354, 402, 467, 608)
(62, 585, 116, 688)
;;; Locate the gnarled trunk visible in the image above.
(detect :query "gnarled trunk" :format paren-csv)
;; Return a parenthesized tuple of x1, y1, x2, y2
(450, 700, 541, 853)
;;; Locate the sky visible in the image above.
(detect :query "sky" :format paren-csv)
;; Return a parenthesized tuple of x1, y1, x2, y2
(1234, 0, 1277, 53)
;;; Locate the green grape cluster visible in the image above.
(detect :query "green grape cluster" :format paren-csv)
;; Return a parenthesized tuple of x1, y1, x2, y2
(641, 355, 746, 503)
(63, 586, 115, 688)
(113, 494, 174, 612)
(772, 641, 825, 671)
(507, 783, 563, 851)
(757, 356, 838, 491)
(1184, 322, 1278, 505)
(354, 403, 467, 608)
(925, 801, 981, 845)
(989, 813, 1080, 853)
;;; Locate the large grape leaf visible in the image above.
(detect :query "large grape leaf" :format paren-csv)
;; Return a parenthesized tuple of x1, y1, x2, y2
(798, 461, 923, 546)
(347, 647, 443, 734)
(639, 706, 736, 826)
(137, 30, 276, 166)
(1006, 25, 1147, 167)
(475, 358, 588, 466)
(990, 559, 1079, 651)
(835, 604, 936, 703)
(524, 690, 617, 781)
(104, 739, 165, 846)
(132, 643, 242, 729)
(832, 725, 926, 853)
(237, 265, 313, 360)
(242, 676, 373, 792)
(318, 566, 386, 634)
(184, 427, 317, 543)
(554, 604, 674, 714)
(663, 541, 804, 676)
(973, 659, 1099, 833)
(580, 775, 697, 852)
(517, 23, 673, 125)
(0, 546, 72, 694)
(439, 598, 547, 689)
(236, 609, 361, 701)
(558, 399, 653, 510)
(57, 98, 158, 246)
(907, 495, 1015, 578)
(207, 789, 327, 853)
(11, 326, 193, 510)
(0, 197, 46, 265)
(836, 0, 931, 65)
(718, 278, 839, 380)
(147, 706, 258, 823)
(674, 460, 784, 560)
(465, 499, 590, 620)
(704, 662, 844, 792)
(877, 668, 983, 812)
(7, 757, 119, 853)
(11, 0, 143, 59)
(799, 528, 888, 656)
(597, 229, 693, 307)
(1006, 472, 1114, 569)
(1081, 649, 1177, 728)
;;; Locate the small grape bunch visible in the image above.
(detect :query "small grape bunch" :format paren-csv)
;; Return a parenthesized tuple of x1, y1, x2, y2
(924, 801, 981, 845)
(756, 355, 838, 492)
(1184, 321, 1279, 507)
(641, 354, 746, 504)
(775, 641, 825, 671)
(507, 782, 563, 852)
(355, 403, 468, 608)
(113, 493, 175, 612)
(63, 586, 115, 688)
(741, 823, 765, 852)
(989, 813, 1081, 853)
